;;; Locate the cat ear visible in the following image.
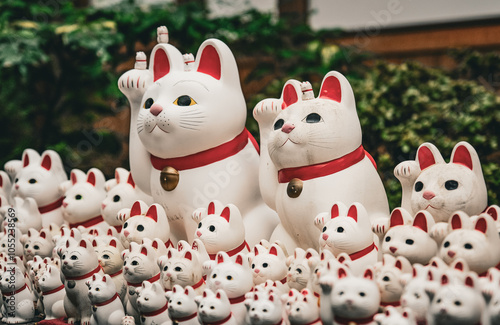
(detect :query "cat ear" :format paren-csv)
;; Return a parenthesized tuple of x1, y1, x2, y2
(450, 213, 463, 230)
(87, 171, 97, 186)
(141, 246, 148, 256)
(196, 44, 221, 80)
(22, 149, 40, 168)
(486, 205, 500, 221)
(416, 143, 444, 170)
(145, 205, 159, 223)
(338, 266, 348, 279)
(450, 141, 476, 170)
(269, 246, 278, 256)
(195, 39, 240, 85)
(151, 48, 171, 82)
(208, 201, 215, 215)
(235, 254, 244, 266)
(319, 71, 355, 108)
(109, 238, 117, 248)
(86, 168, 105, 188)
(363, 268, 374, 280)
(79, 239, 87, 248)
(281, 80, 302, 109)
(220, 207, 230, 223)
(130, 201, 143, 217)
(441, 274, 449, 285)
(389, 208, 411, 227)
(41, 154, 52, 171)
(413, 211, 434, 233)
(216, 291, 222, 299)
(347, 204, 358, 222)
(330, 204, 341, 219)
(395, 260, 403, 270)
(92, 239, 98, 247)
(475, 214, 495, 237)
(184, 251, 192, 261)
(126, 173, 135, 188)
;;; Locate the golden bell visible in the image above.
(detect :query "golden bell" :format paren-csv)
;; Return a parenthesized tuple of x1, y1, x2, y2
(287, 178, 303, 198)
(160, 166, 179, 191)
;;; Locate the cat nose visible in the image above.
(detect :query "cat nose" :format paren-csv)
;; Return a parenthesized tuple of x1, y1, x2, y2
(447, 250, 456, 258)
(281, 123, 295, 134)
(254, 269, 260, 274)
(150, 103, 163, 116)
(196, 231, 202, 237)
(62, 201, 68, 208)
(123, 230, 130, 237)
(101, 203, 106, 210)
(423, 190, 435, 200)
(389, 246, 397, 253)
(15, 184, 19, 190)
(322, 233, 329, 241)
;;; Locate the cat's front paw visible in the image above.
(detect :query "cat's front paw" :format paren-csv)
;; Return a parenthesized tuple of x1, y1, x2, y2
(202, 260, 215, 273)
(4, 159, 22, 179)
(319, 275, 335, 294)
(394, 161, 420, 184)
(371, 217, 390, 237)
(118, 52, 153, 105)
(121, 315, 135, 325)
(253, 98, 281, 126)
(192, 207, 207, 223)
(430, 222, 449, 245)
(313, 212, 329, 230)
(117, 208, 131, 223)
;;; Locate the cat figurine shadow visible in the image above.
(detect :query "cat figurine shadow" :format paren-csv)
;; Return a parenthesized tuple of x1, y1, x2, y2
(10, 149, 67, 227)
(118, 27, 278, 246)
(394, 141, 488, 223)
(62, 168, 108, 232)
(86, 273, 126, 325)
(101, 167, 153, 232)
(254, 72, 389, 251)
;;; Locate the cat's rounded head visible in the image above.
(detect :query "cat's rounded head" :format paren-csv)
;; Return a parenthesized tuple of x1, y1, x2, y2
(197, 289, 232, 322)
(266, 71, 362, 169)
(101, 169, 137, 226)
(120, 202, 170, 245)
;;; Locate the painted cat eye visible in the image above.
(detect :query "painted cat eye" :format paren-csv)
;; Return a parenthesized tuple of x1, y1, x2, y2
(144, 98, 154, 109)
(445, 180, 459, 190)
(414, 181, 423, 192)
(304, 113, 322, 123)
(174, 95, 197, 106)
(274, 119, 284, 130)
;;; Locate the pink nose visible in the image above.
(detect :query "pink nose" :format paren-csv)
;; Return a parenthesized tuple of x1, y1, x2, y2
(281, 123, 295, 134)
(447, 250, 456, 258)
(150, 103, 163, 116)
(423, 191, 435, 200)
(254, 269, 260, 274)
(15, 184, 19, 190)
(389, 247, 397, 253)
(101, 203, 106, 210)
(322, 233, 329, 241)
(62, 201, 68, 208)
(196, 231, 202, 237)
(123, 230, 130, 237)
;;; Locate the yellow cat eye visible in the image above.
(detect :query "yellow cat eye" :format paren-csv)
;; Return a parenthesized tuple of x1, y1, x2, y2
(173, 95, 197, 106)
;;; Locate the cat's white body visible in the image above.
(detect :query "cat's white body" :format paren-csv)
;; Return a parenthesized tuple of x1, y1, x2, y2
(0, 265, 36, 324)
(86, 273, 126, 325)
(382, 208, 438, 265)
(62, 169, 108, 232)
(166, 285, 199, 325)
(3, 197, 42, 234)
(206, 252, 254, 324)
(314, 202, 379, 276)
(319, 267, 380, 325)
(101, 168, 153, 232)
(254, 72, 389, 251)
(38, 264, 67, 320)
(60, 238, 104, 325)
(121, 242, 161, 322)
(196, 289, 238, 325)
(118, 28, 278, 246)
(93, 236, 127, 303)
(136, 281, 171, 325)
(10, 149, 67, 227)
(395, 141, 487, 223)
(0, 171, 12, 202)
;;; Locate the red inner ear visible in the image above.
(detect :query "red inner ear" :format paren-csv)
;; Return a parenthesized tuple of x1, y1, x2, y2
(197, 45, 221, 80)
(331, 204, 340, 219)
(127, 174, 135, 188)
(87, 172, 96, 186)
(185, 251, 192, 261)
(417, 145, 436, 170)
(131, 201, 142, 216)
(217, 253, 224, 264)
(487, 207, 498, 221)
(363, 269, 373, 280)
(319, 75, 342, 102)
(110, 239, 117, 248)
(395, 260, 403, 270)
(80, 240, 87, 248)
(452, 145, 473, 170)
(141, 247, 148, 256)
(455, 262, 464, 271)
(338, 255, 346, 263)
(23, 153, 30, 167)
(465, 276, 474, 288)
(282, 83, 299, 109)
(475, 217, 487, 234)
(338, 267, 347, 279)
(152, 241, 159, 250)
(390, 209, 405, 227)
(305, 252, 312, 259)
(92, 240, 97, 247)
(208, 202, 215, 215)
(413, 212, 428, 232)
(154, 48, 170, 82)
(41, 155, 52, 171)
(441, 274, 449, 285)
(269, 246, 278, 256)
(451, 214, 462, 230)
(235, 254, 243, 265)
(71, 172, 78, 185)
(220, 207, 230, 223)
(347, 205, 358, 222)
(146, 205, 159, 223)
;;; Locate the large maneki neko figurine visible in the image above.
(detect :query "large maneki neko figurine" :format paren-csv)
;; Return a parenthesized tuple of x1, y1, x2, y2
(118, 27, 278, 246)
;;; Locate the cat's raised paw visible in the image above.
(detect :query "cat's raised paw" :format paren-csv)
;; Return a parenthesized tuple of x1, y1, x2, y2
(394, 161, 420, 181)
(253, 98, 281, 125)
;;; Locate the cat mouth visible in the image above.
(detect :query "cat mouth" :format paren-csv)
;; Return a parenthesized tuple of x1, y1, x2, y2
(279, 138, 298, 148)
(424, 204, 439, 210)
(148, 124, 170, 134)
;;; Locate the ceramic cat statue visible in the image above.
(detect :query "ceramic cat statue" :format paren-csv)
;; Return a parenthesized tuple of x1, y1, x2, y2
(395, 141, 488, 223)
(373, 306, 416, 325)
(62, 168, 108, 232)
(0, 171, 12, 202)
(158, 246, 205, 294)
(196, 288, 238, 325)
(1, 197, 43, 234)
(192, 200, 250, 260)
(165, 285, 199, 325)
(21, 228, 54, 261)
(245, 290, 285, 325)
(86, 273, 125, 325)
(375, 254, 412, 309)
(285, 247, 320, 292)
(249, 243, 288, 287)
(101, 167, 153, 232)
(253, 71, 389, 251)
(314, 202, 379, 276)
(118, 26, 278, 246)
(135, 281, 171, 325)
(0, 265, 36, 324)
(284, 288, 321, 325)
(37, 264, 67, 320)
(10, 149, 67, 227)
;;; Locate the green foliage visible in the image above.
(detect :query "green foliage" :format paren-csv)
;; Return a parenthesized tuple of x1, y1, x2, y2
(0, 0, 498, 209)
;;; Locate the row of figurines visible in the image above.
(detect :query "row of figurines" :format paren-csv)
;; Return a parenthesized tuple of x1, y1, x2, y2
(1, 222, 499, 325)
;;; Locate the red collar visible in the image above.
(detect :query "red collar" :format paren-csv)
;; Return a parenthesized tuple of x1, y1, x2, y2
(303, 318, 321, 325)
(280, 277, 287, 284)
(228, 294, 246, 304)
(192, 277, 205, 290)
(380, 300, 401, 307)
(278, 145, 370, 183)
(172, 312, 198, 323)
(202, 313, 232, 325)
(69, 215, 104, 229)
(349, 242, 377, 261)
(109, 269, 123, 278)
(209, 241, 250, 260)
(334, 313, 376, 325)
(39, 197, 64, 214)
(3, 283, 28, 296)
(42, 284, 65, 296)
(151, 129, 257, 171)
(65, 264, 102, 281)
(142, 302, 168, 317)
(94, 293, 120, 307)
(127, 273, 161, 287)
